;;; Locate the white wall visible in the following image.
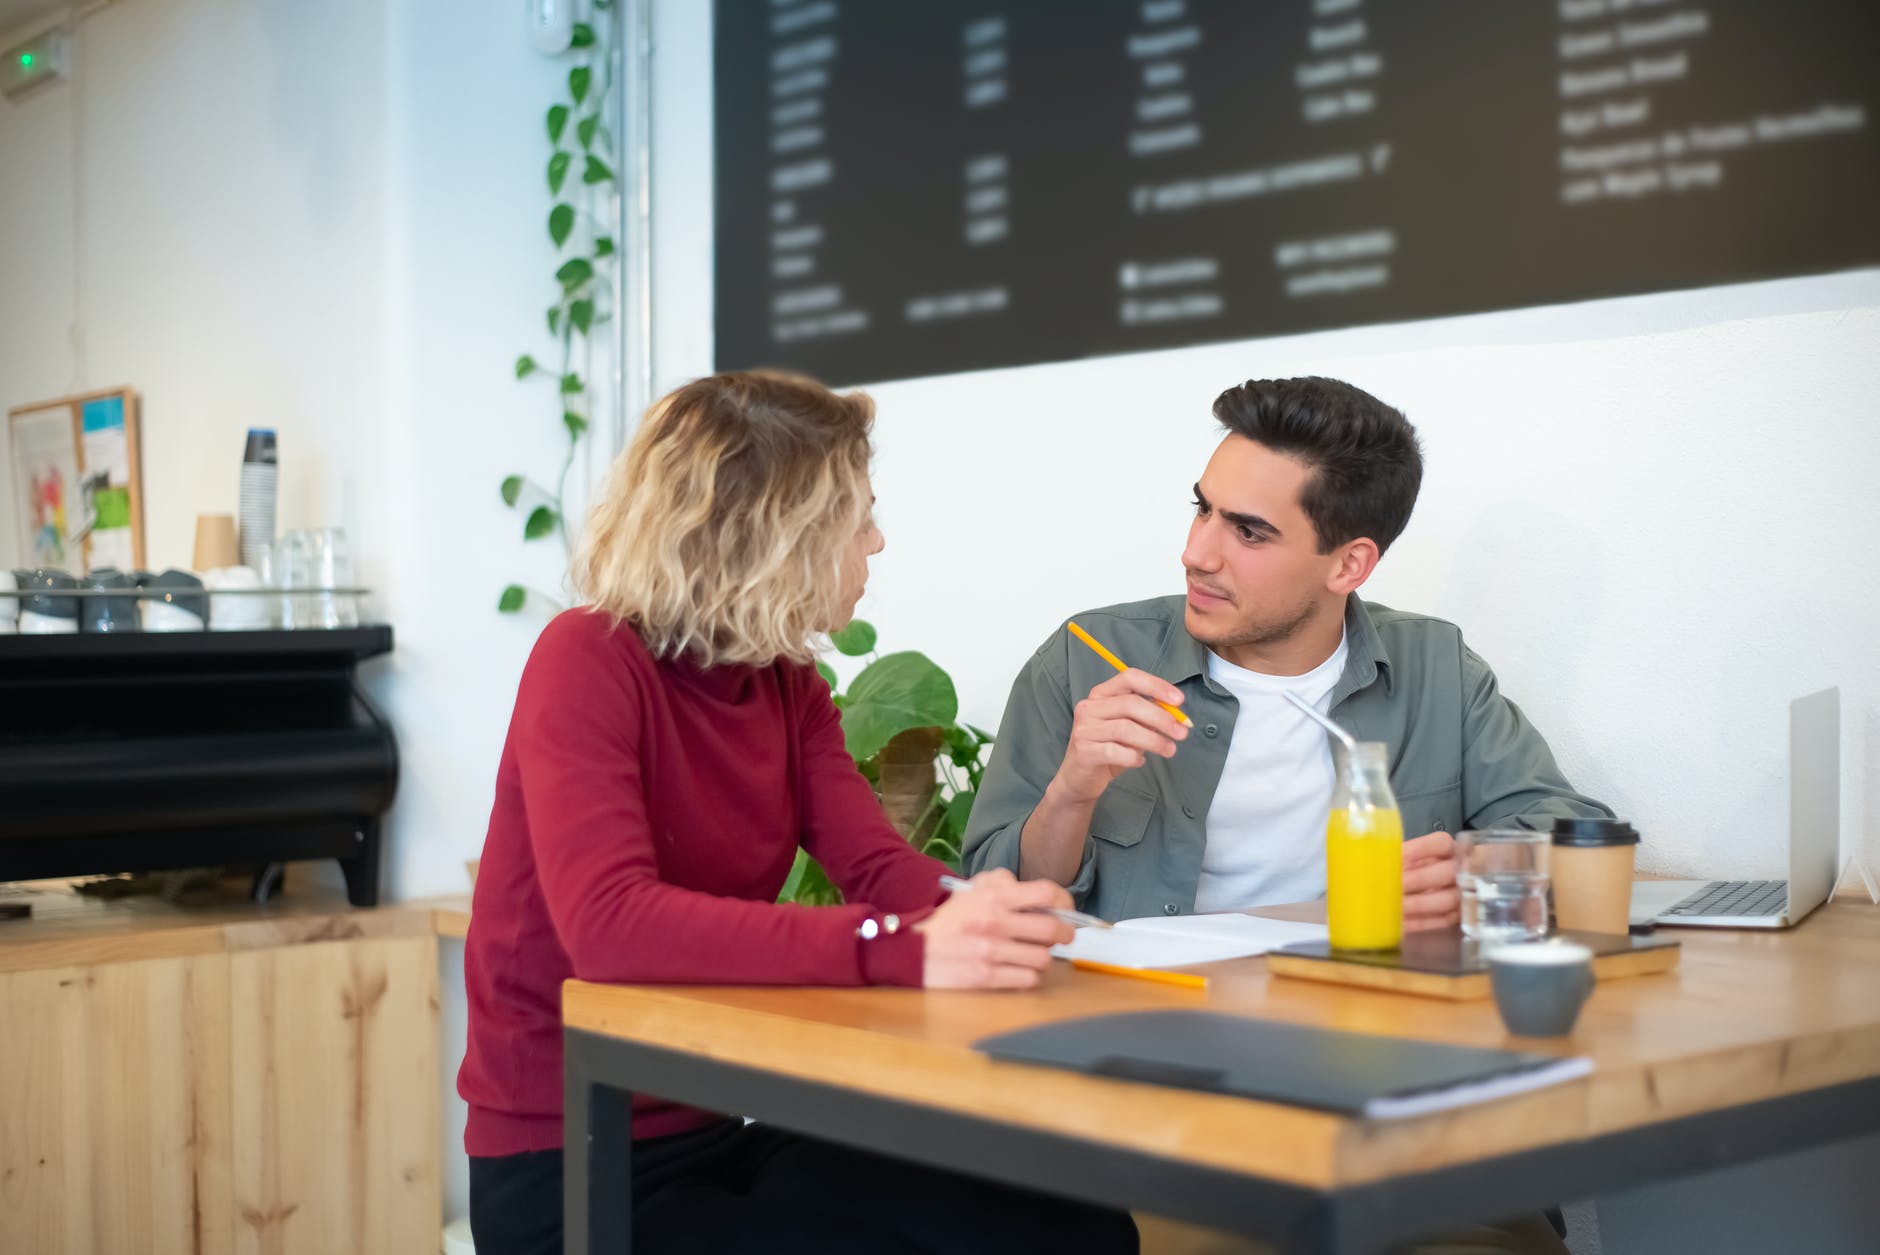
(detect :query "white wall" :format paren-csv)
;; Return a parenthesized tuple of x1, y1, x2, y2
(0, 0, 583, 903)
(0, 0, 604, 1225)
(649, 2, 1879, 884)
(0, 0, 391, 580)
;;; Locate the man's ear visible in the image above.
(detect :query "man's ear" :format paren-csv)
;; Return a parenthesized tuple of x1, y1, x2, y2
(1326, 538, 1380, 595)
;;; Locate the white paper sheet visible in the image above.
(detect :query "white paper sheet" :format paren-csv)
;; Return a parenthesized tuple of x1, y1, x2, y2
(1052, 912, 1328, 969)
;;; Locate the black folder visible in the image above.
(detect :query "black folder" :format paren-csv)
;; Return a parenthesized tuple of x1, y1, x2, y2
(976, 1011, 1589, 1119)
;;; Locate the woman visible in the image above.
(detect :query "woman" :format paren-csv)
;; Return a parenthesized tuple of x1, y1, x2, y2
(460, 371, 1138, 1254)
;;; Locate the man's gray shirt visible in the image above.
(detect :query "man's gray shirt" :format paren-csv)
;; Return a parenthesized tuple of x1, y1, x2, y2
(962, 595, 1612, 921)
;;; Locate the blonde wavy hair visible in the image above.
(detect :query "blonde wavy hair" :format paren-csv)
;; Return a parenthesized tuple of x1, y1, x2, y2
(574, 370, 875, 667)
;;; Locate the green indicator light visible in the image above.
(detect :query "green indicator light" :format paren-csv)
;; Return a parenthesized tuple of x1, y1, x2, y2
(19, 53, 34, 69)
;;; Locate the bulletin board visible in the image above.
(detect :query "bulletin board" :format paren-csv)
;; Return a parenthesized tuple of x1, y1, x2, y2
(7, 386, 145, 572)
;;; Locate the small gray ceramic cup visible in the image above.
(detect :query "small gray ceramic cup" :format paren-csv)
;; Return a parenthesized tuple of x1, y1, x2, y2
(20, 568, 79, 633)
(81, 567, 141, 632)
(1486, 940, 1595, 1037)
(141, 569, 209, 631)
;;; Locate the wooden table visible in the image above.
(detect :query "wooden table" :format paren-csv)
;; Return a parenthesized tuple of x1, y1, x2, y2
(562, 900, 1880, 1254)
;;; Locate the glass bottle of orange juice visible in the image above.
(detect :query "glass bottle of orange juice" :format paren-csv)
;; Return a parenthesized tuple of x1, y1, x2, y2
(1326, 741, 1404, 950)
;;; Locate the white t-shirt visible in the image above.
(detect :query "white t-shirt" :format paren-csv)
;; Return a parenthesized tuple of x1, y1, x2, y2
(1193, 632, 1349, 913)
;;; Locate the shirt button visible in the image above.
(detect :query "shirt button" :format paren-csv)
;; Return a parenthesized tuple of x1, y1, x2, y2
(1182, 805, 1196, 819)
(1163, 903, 1180, 916)
(1204, 723, 1219, 738)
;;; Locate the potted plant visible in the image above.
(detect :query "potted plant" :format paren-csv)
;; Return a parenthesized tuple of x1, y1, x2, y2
(780, 620, 993, 905)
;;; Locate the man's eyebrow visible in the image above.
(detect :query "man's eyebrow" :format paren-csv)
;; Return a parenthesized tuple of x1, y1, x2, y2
(1194, 482, 1281, 539)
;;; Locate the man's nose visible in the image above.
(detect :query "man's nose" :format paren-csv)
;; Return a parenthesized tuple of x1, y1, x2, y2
(1181, 522, 1219, 571)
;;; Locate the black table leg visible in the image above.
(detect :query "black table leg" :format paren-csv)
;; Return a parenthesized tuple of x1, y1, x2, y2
(564, 1029, 635, 1255)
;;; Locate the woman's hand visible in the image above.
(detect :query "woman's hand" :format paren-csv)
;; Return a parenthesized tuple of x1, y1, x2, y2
(916, 868, 1076, 990)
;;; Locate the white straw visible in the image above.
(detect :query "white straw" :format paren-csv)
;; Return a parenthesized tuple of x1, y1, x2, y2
(1282, 689, 1358, 753)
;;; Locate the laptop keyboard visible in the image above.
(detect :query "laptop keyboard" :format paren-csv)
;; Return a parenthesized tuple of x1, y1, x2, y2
(1665, 879, 1789, 918)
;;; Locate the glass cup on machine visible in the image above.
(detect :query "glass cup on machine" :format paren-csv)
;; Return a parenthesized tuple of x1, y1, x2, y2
(305, 527, 357, 628)
(1457, 829, 1551, 943)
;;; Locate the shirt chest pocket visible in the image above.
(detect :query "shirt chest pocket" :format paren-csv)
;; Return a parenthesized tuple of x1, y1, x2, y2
(1394, 781, 1463, 836)
(1090, 784, 1156, 848)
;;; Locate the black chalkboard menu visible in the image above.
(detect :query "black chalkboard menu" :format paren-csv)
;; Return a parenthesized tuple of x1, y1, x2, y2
(715, 1, 1880, 385)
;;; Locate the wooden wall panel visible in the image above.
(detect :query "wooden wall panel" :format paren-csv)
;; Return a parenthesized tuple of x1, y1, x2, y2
(228, 934, 439, 1255)
(0, 954, 235, 1255)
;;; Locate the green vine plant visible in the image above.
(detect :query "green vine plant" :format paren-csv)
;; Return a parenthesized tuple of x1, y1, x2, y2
(499, 4, 619, 616)
(780, 619, 995, 906)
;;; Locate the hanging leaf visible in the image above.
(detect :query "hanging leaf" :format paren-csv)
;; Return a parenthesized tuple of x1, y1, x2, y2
(514, 354, 538, 378)
(560, 372, 583, 394)
(570, 66, 591, 105)
(524, 506, 559, 540)
(830, 619, 877, 657)
(577, 114, 599, 150)
(546, 105, 569, 145)
(547, 305, 561, 334)
(816, 660, 839, 691)
(563, 411, 588, 439)
(583, 155, 614, 185)
(839, 651, 958, 761)
(548, 151, 572, 195)
(571, 22, 595, 49)
(569, 298, 594, 334)
(594, 236, 615, 258)
(500, 475, 523, 506)
(498, 585, 527, 613)
(548, 203, 575, 248)
(557, 257, 593, 288)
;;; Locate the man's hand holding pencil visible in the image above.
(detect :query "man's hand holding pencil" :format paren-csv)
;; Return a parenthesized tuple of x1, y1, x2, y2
(1050, 622, 1192, 805)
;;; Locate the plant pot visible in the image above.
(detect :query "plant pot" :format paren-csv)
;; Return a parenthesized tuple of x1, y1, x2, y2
(877, 726, 943, 842)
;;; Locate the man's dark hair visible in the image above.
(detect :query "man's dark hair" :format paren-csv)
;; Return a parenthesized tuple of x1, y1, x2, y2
(1211, 376, 1423, 555)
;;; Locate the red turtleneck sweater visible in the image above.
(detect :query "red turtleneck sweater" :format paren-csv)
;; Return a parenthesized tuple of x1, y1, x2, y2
(459, 609, 946, 1157)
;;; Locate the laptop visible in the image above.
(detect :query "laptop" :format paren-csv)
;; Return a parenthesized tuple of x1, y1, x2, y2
(1629, 688, 1840, 930)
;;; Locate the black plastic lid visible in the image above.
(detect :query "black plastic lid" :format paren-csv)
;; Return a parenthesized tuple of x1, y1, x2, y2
(1551, 817, 1639, 846)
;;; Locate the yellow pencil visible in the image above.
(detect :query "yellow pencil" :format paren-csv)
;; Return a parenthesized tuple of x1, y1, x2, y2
(1067, 620, 1193, 727)
(1070, 959, 1210, 990)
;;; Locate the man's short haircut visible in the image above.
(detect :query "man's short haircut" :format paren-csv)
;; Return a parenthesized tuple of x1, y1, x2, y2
(1211, 376, 1423, 555)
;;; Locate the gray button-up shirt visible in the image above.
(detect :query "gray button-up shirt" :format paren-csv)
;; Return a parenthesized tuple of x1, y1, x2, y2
(962, 595, 1611, 921)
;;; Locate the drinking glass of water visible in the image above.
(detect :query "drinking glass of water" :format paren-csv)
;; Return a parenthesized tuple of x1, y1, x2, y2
(1457, 829, 1551, 943)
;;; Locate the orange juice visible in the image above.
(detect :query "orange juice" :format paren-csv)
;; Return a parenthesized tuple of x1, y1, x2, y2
(1326, 805, 1404, 950)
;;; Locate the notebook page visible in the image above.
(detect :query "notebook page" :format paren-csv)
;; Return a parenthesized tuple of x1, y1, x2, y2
(1053, 912, 1328, 969)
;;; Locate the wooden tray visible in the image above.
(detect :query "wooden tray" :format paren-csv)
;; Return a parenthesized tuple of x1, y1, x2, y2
(1267, 929, 1680, 1001)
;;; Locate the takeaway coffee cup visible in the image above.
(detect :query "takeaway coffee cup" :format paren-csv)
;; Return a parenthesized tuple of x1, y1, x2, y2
(1551, 817, 1640, 935)
(1487, 940, 1595, 1037)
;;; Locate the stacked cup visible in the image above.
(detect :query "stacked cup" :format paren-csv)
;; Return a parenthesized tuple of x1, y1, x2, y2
(238, 429, 278, 570)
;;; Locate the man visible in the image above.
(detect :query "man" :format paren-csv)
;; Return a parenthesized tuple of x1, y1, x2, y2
(964, 377, 1605, 1253)
(964, 375, 1610, 930)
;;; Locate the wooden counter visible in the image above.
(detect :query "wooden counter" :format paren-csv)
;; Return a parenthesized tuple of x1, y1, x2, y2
(0, 876, 450, 1255)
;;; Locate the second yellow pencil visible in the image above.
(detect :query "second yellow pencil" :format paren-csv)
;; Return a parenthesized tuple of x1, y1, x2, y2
(1070, 958, 1210, 990)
